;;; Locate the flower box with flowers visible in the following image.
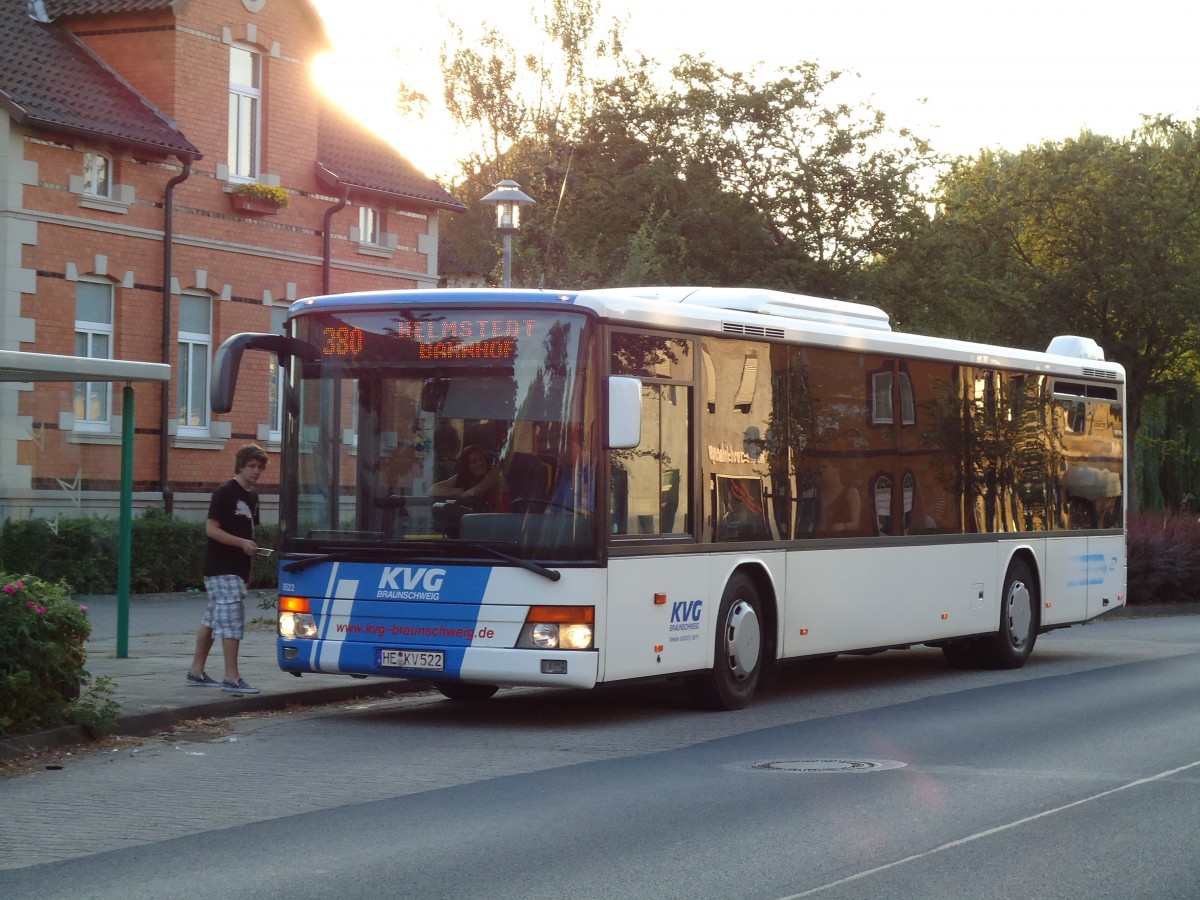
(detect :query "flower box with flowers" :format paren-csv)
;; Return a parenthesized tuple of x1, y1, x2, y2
(229, 183, 289, 216)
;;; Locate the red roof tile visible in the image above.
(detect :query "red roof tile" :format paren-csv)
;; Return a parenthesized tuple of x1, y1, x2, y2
(0, 0, 200, 158)
(318, 103, 466, 211)
(43, 0, 175, 13)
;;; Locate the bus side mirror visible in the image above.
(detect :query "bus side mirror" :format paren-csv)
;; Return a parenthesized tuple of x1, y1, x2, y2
(211, 333, 315, 414)
(607, 376, 642, 449)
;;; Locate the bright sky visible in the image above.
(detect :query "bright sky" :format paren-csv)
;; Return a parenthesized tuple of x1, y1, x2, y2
(312, 0, 1200, 182)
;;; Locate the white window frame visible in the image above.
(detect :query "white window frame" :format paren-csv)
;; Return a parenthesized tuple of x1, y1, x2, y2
(177, 293, 212, 435)
(74, 279, 114, 432)
(870, 370, 894, 424)
(228, 44, 261, 181)
(82, 151, 113, 199)
(359, 205, 380, 246)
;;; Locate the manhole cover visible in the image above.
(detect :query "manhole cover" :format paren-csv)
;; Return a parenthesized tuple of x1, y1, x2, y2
(741, 758, 907, 773)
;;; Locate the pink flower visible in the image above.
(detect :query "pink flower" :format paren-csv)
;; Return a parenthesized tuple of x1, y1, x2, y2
(2, 584, 15, 595)
(79, 605, 89, 612)
(15, 581, 24, 590)
(26, 600, 36, 608)
(36, 606, 46, 614)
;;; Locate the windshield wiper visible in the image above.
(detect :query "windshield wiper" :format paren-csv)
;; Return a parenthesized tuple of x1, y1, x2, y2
(281, 541, 561, 581)
(451, 540, 561, 582)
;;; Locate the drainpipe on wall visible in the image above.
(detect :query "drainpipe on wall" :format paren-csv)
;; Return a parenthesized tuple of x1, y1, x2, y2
(160, 158, 192, 515)
(318, 164, 347, 294)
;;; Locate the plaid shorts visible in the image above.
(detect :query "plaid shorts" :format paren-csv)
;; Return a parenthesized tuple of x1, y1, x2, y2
(202, 574, 247, 640)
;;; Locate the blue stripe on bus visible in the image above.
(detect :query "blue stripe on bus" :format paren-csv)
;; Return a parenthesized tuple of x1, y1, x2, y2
(1067, 553, 1110, 587)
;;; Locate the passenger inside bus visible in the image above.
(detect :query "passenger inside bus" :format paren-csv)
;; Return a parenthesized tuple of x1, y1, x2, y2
(430, 446, 511, 512)
(547, 425, 593, 512)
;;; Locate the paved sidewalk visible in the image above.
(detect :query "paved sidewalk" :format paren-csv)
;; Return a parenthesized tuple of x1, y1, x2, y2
(0, 591, 428, 759)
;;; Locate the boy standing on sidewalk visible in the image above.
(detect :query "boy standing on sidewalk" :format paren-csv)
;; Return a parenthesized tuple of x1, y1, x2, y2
(187, 443, 268, 694)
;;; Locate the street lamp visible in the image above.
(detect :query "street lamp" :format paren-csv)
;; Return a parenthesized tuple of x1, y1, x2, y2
(480, 179, 535, 288)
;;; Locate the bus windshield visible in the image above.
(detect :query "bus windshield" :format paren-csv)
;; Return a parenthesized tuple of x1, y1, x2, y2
(282, 306, 600, 561)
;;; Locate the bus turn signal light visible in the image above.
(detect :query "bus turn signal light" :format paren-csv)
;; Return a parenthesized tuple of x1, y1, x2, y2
(280, 595, 311, 613)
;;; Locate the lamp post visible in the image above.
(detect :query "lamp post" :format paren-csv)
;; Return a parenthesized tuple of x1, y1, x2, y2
(480, 179, 535, 288)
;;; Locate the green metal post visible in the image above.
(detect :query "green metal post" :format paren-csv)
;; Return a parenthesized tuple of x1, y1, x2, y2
(117, 384, 134, 659)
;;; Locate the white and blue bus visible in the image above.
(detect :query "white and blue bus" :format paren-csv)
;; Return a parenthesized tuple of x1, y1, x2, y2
(212, 286, 1126, 709)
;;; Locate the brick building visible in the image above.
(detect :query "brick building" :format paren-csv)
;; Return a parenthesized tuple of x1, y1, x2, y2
(0, 0, 466, 524)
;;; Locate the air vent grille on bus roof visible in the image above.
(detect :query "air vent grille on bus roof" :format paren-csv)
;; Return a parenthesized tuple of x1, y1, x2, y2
(1081, 367, 1118, 380)
(724, 323, 786, 339)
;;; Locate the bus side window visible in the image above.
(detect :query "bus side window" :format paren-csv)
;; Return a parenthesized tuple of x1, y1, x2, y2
(611, 384, 691, 536)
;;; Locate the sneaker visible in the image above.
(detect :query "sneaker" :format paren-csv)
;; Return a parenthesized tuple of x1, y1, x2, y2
(221, 678, 260, 695)
(186, 671, 221, 687)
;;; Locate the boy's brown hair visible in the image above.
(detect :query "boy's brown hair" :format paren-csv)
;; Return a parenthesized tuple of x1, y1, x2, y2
(235, 443, 268, 472)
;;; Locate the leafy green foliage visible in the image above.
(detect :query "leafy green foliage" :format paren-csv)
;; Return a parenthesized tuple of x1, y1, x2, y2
(435, 0, 935, 296)
(0, 513, 279, 593)
(0, 574, 111, 737)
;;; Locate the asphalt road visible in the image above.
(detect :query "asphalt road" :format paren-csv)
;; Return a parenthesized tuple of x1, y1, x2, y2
(3, 612, 1198, 899)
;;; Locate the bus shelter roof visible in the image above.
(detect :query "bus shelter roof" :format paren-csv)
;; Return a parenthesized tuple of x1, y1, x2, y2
(0, 350, 169, 383)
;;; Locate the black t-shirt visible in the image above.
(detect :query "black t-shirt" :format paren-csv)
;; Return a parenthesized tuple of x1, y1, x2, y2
(203, 478, 259, 581)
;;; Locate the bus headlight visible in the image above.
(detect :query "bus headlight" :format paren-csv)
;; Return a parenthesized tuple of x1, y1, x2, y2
(278, 596, 317, 639)
(517, 606, 594, 650)
(279, 610, 317, 639)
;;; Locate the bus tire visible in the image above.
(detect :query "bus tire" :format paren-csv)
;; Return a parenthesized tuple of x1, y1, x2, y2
(687, 573, 763, 711)
(979, 557, 1039, 669)
(435, 682, 499, 702)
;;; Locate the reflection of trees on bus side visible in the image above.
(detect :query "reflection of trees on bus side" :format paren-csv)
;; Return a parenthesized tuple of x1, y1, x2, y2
(919, 370, 1066, 533)
(610, 333, 691, 377)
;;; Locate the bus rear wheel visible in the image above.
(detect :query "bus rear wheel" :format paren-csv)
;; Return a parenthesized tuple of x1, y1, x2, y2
(687, 574, 763, 711)
(435, 682, 499, 702)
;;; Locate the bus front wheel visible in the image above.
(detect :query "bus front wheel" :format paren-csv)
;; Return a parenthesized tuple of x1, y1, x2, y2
(687, 574, 763, 711)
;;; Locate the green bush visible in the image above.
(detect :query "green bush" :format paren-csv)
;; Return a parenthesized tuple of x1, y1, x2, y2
(0, 572, 117, 738)
(1, 513, 279, 593)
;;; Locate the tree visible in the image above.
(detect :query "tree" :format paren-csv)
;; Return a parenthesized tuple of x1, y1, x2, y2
(871, 118, 1200, 510)
(433, 2, 937, 294)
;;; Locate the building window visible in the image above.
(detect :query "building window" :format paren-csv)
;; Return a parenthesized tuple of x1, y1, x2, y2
(870, 370, 894, 424)
(898, 367, 915, 425)
(871, 472, 893, 535)
(177, 293, 212, 432)
(82, 152, 112, 198)
(228, 44, 261, 180)
(359, 206, 380, 245)
(74, 280, 113, 430)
